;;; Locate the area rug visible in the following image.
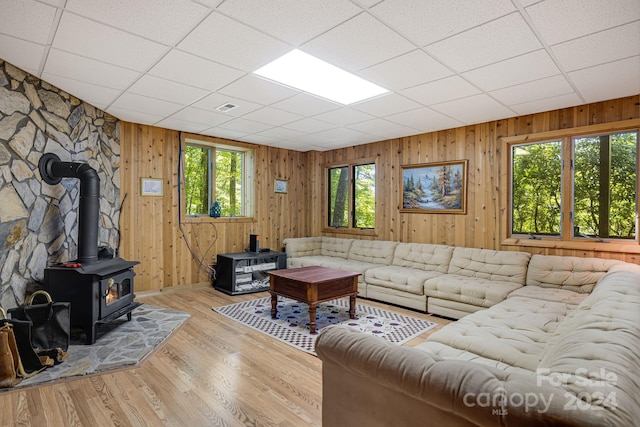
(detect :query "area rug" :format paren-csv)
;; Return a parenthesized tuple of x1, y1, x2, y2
(4, 304, 190, 391)
(213, 297, 438, 355)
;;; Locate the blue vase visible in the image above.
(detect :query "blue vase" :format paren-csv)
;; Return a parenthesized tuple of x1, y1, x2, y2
(210, 201, 222, 218)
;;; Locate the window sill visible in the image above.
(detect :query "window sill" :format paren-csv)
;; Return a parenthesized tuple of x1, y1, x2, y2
(181, 216, 254, 224)
(322, 227, 378, 237)
(502, 237, 640, 254)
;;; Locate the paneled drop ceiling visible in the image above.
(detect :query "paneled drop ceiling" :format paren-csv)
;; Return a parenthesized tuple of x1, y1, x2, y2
(1, 0, 638, 151)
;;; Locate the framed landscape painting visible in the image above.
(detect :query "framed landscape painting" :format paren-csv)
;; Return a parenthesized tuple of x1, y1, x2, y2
(400, 160, 468, 214)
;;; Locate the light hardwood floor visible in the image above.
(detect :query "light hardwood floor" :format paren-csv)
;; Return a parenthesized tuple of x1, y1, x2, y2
(0, 287, 450, 427)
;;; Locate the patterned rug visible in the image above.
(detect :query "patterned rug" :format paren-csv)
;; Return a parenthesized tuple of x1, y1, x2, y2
(4, 304, 190, 392)
(213, 297, 438, 355)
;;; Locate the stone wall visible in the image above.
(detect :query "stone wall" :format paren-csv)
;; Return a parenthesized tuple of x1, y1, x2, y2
(0, 59, 121, 309)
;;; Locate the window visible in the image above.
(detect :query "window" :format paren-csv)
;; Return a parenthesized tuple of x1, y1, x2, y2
(182, 138, 254, 217)
(508, 127, 638, 242)
(328, 161, 376, 230)
(511, 140, 562, 236)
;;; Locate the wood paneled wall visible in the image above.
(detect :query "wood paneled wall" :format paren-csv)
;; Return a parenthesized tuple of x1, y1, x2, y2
(313, 95, 640, 264)
(121, 95, 639, 291)
(119, 124, 309, 291)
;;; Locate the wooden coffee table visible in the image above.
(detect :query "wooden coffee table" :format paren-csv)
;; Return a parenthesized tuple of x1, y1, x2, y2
(269, 266, 360, 334)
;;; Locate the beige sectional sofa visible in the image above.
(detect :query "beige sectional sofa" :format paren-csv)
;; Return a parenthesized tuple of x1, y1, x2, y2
(283, 236, 640, 425)
(315, 269, 640, 426)
(282, 236, 634, 318)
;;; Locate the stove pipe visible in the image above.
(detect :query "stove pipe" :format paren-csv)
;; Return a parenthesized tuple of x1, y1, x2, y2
(39, 153, 100, 264)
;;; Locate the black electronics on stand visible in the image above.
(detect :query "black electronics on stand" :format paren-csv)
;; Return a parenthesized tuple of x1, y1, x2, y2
(249, 234, 259, 253)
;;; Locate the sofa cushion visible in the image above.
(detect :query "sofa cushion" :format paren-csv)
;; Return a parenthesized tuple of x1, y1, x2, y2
(426, 295, 576, 371)
(538, 271, 640, 425)
(424, 275, 522, 309)
(526, 254, 623, 293)
(392, 243, 453, 273)
(365, 265, 441, 295)
(287, 255, 373, 274)
(507, 286, 587, 307)
(283, 237, 322, 257)
(348, 240, 398, 265)
(320, 237, 354, 259)
(447, 247, 531, 285)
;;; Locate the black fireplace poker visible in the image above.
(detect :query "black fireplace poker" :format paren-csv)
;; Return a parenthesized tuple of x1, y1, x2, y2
(39, 153, 100, 264)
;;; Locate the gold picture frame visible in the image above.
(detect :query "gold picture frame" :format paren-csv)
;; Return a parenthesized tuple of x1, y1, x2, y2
(274, 179, 288, 193)
(140, 178, 163, 196)
(400, 160, 468, 214)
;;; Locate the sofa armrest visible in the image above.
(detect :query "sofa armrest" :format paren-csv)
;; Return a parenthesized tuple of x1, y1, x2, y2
(315, 326, 612, 427)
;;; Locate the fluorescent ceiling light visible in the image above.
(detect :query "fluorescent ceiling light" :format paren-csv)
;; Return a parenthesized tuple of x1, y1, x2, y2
(254, 49, 388, 105)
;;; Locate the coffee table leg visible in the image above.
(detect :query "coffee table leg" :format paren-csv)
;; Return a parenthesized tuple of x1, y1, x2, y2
(271, 293, 278, 319)
(349, 294, 357, 319)
(309, 303, 317, 334)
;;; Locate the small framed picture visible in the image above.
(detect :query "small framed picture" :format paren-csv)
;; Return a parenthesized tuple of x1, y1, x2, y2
(274, 179, 288, 193)
(140, 178, 163, 196)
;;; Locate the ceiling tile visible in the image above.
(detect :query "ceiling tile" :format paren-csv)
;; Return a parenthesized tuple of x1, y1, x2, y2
(149, 50, 245, 91)
(525, 0, 640, 45)
(110, 92, 183, 116)
(218, 75, 299, 105)
(302, 12, 415, 71)
(128, 75, 209, 105)
(44, 49, 139, 89)
(351, 93, 421, 117)
(0, 0, 56, 44)
(552, 22, 640, 72)
(218, 118, 274, 133)
(358, 49, 454, 91)
(385, 107, 464, 133)
(400, 76, 480, 106)
(463, 50, 560, 91)
(201, 127, 248, 140)
(106, 106, 165, 125)
(270, 93, 340, 116)
(52, 13, 167, 72)
(191, 0, 224, 8)
(568, 56, 640, 102)
(254, 126, 305, 140)
(426, 12, 541, 72)
(193, 93, 262, 116)
(242, 107, 303, 126)
(348, 118, 419, 139)
(64, 0, 209, 45)
(177, 12, 290, 72)
(154, 117, 210, 133)
(41, 72, 120, 109)
(313, 107, 373, 126)
(283, 118, 336, 133)
(430, 94, 515, 124)
(217, 0, 362, 45)
(371, 0, 515, 46)
(510, 93, 583, 116)
(238, 134, 279, 145)
(169, 107, 233, 126)
(490, 75, 574, 106)
(0, 35, 45, 75)
(313, 127, 374, 143)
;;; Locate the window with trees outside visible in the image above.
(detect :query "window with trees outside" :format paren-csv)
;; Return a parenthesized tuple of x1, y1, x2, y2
(509, 128, 638, 242)
(182, 138, 254, 217)
(328, 162, 376, 230)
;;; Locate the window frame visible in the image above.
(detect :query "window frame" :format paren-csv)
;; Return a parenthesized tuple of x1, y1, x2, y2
(323, 157, 378, 236)
(180, 134, 255, 222)
(500, 119, 640, 251)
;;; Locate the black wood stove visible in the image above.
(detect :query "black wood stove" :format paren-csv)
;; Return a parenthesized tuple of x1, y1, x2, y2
(39, 153, 140, 344)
